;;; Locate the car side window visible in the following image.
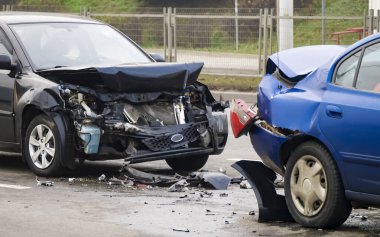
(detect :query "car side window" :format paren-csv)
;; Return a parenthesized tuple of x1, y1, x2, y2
(355, 43, 380, 92)
(335, 51, 361, 88)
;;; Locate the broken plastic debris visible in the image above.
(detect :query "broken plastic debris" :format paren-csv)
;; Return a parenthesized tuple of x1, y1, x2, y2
(193, 172, 231, 190)
(172, 228, 190, 233)
(121, 165, 182, 185)
(274, 176, 284, 188)
(230, 177, 243, 184)
(168, 179, 189, 192)
(240, 180, 251, 189)
(107, 177, 134, 187)
(68, 178, 76, 183)
(218, 168, 226, 174)
(98, 174, 106, 182)
(351, 215, 368, 221)
(36, 177, 54, 187)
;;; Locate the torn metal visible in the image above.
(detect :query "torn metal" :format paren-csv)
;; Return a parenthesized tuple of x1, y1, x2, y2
(21, 62, 228, 169)
(117, 164, 234, 190)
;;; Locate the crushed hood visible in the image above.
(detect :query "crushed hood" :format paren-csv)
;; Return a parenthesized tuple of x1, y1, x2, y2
(267, 45, 346, 83)
(36, 62, 204, 93)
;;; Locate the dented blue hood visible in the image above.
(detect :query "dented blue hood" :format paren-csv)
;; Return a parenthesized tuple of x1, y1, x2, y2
(268, 45, 346, 82)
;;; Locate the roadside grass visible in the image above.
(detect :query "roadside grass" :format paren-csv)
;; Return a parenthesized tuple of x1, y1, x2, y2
(198, 74, 262, 92)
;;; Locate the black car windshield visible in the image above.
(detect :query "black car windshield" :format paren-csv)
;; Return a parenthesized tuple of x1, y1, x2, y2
(11, 23, 152, 70)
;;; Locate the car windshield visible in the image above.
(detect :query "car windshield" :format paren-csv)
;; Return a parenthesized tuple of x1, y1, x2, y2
(11, 23, 152, 70)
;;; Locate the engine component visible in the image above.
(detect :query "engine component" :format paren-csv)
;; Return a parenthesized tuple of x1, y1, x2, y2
(78, 93, 100, 118)
(174, 97, 186, 124)
(78, 123, 102, 154)
(124, 102, 176, 126)
(114, 122, 141, 133)
(198, 128, 211, 148)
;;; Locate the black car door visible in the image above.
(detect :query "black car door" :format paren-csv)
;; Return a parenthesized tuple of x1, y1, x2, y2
(0, 28, 15, 143)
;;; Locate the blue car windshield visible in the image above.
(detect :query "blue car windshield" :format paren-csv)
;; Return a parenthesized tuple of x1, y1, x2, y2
(11, 23, 152, 70)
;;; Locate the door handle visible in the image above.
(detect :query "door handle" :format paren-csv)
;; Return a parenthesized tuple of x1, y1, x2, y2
(326, 105, 342, 118)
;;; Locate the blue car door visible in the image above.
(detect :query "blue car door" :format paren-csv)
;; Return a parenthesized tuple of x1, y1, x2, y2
(320, 41, 380, 196)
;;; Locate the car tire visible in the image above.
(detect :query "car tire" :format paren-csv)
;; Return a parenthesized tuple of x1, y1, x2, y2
(284, 141, 352, 228)
(25, 114, 65, 176)
(166, 155, 209, 171)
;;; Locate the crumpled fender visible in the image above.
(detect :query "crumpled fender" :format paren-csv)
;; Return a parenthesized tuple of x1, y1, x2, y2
(46, 111, 76, 169)
(15, 87, 63, 142)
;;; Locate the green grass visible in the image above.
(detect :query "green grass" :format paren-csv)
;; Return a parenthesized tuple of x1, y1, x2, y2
(17, 0, 143, 12)
(198, 74, 261, 91)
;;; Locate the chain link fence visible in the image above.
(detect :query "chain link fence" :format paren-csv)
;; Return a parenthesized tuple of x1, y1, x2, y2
(0, 4, 370, 76)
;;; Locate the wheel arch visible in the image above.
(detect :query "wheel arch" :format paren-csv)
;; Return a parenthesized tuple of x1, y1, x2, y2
(280, 135, 331, 167)
(21, 106, 75, 169)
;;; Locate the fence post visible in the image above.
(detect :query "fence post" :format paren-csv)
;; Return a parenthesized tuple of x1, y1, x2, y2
(173, 8, 177, 62)
(269, 8, 274, 55)
(167, 7, 172, 62)
(363, 10, 367, 38)
(369, 9, 374, 34)
(163, 8, 167, 62)
(321, 0, 326, 44)
(258, 9, 263, 74)
(235, 0, 239, 50)
(263, 8, 269, 76)
(377, 10, 380, 33)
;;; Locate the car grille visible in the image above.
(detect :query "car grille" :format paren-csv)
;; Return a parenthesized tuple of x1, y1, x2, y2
(142, 125, 199, 152)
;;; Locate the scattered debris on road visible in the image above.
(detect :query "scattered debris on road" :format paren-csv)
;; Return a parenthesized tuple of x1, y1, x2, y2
(351, 214, 368, 221)
(36, 177, 54, 187)
(172, 228, 190, 233)
(193, 172, 231, 190)
(168, 179, 189, 192)
(239, 180, 251, 189)
(98, 174, 106, 182)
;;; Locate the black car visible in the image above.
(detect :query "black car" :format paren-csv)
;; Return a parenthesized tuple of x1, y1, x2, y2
(0, 14, 228, 176)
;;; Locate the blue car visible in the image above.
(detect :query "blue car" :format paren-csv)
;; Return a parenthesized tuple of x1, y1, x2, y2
(231, 34, 380, 228)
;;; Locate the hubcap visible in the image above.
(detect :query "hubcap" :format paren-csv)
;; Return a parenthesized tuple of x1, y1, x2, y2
(28, 124, 56, 169)
(290, 155, 327, 217)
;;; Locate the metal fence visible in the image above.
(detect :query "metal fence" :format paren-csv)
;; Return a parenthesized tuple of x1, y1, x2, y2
(0, 4, 372, 76)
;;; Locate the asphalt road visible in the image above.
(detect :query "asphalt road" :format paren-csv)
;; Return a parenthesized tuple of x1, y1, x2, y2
(0, 112, 379, 236)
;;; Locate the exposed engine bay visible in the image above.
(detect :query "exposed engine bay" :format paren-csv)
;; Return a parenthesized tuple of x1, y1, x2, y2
(43, 63, 228, 163)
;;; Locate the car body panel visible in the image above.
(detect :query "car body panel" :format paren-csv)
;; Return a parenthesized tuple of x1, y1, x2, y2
(245, 34, 380, 207)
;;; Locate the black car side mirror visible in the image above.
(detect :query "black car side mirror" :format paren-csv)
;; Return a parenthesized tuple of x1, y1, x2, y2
(150, 53, 165, 62)
(0, 55, 13, 70)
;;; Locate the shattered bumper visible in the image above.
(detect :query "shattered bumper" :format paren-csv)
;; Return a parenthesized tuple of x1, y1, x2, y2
(249, 123, 288, 175)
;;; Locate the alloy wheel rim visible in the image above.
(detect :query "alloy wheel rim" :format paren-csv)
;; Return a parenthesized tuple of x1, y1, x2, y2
(28, 124, 56, 169)
(290, 155, 327, 217)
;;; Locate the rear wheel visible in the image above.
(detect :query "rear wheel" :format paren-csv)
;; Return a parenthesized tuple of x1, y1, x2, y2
(166, 155, 209, 171)
(284, 141, 352, 228)
(25, 115, 65, 176)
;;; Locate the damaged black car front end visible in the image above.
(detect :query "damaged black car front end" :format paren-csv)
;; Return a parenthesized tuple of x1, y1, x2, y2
(0, 15, 228, 176)
(44, 64, 228, 164)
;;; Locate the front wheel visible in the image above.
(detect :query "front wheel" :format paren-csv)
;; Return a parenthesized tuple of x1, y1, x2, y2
(166, 155, 209, 172)
(284, 141, 352, 228)
(25, 114, 65, 176)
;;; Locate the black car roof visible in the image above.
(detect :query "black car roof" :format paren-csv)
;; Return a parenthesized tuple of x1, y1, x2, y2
(0, 13, 100, 24)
